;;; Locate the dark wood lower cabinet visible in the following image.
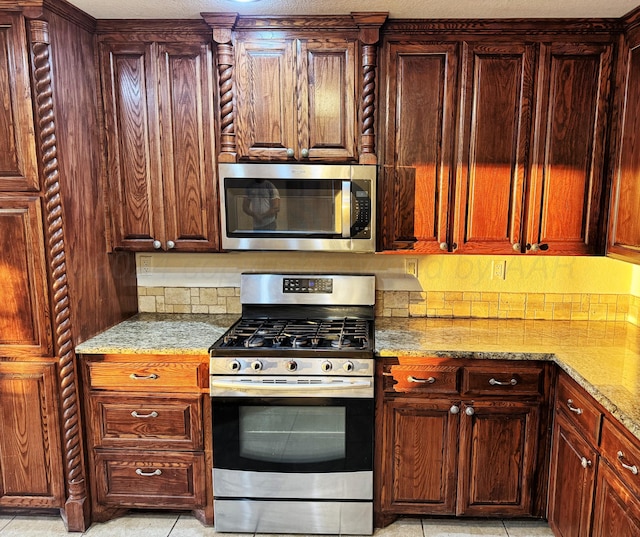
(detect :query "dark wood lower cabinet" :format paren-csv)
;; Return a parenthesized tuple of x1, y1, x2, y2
(457, 400, 540, 516)
(592, 462, 640, 537)
(548, 412, 597, 537)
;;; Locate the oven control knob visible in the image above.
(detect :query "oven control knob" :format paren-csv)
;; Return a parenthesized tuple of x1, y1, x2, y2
(321, 361, 333, 372)
(285, 360, 298, 372)
(251, 360, 263, 371)
(228, 360, 241, 371)
(343, 361, 354, 372)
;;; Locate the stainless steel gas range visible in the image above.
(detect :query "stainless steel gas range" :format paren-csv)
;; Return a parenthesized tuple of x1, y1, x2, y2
(209, 273, 375, 535)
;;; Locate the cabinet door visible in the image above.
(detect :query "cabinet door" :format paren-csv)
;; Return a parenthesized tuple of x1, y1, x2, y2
(608, 42, 640, 263)
(452, 43, 535, 254)
(0, 196, 50, 356)
(548, 412, 597, 537)
(457, 400, 539, 516)
(526, 43, 612, 255)
(592, 462, 640, 537)
(100, 42, 163, 251)
(379, 43, 458, 252)
(0, 361, 63, 507)
(298, 39, 357, 161)
(235, 39, 297, 161)
(157, 43, 218, 251)
(0, 13, 38, 192)
(381, 399, 459, 514)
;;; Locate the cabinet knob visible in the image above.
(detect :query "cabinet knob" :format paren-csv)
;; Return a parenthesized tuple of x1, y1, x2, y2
(580, 457, 592, 469)
(450, 405, 460, 415)
(465, 406, 475, 416)
(286, 148, 295, 158)
(526, 243, 549, 252)
(301, 148, 309, 158)
(167, 240, 175, 249)
(439, 242, 448, 251)
(512, 242, 521, 252)
(153, 240, 162, 250)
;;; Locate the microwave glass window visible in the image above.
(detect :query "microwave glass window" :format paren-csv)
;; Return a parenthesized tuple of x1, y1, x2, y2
(224, 178, 342, 236)
(238, 406, 346, 464)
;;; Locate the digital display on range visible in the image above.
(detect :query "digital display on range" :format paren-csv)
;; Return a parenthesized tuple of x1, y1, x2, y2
(283, 278, 333, 294)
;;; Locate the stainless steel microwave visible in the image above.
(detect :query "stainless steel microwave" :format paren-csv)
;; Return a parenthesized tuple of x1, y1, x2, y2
(218, 163, 376, 252)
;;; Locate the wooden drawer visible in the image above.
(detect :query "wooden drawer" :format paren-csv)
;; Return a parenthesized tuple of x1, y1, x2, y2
(94, 450, 205, 508)
(600, 418, 640, 499)
(461, 364, 543, 397)
(383, 364, 459, 395)
(87, 361, 202, 392)
(556, 373, 602, 447)
(91, 393, 203, 450)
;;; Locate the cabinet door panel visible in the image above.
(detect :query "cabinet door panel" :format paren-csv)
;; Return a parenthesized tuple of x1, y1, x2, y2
(453, 43, 534, 254)
(592, 462, 640, 537)
(380, 43, 458, 252)
(528, 43, 612, 255)
(0, 14, 38, 192)
(608, 43, 640, 262)
(457, 400, 539, 516)
(384, 400, 458, 514)
(299, 39, 357, 160)
(235, 40, 296, 160)
(0, 361, 63, 506)
(101, 42, 161, 250)
(548, 413, 597, 537)
(157, 43, 218, 251)
(0, 196, 50, 356)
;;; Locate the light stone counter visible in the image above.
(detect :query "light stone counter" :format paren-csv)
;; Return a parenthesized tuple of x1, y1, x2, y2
(75, 313, 239, 355)
(376, 317, 640, 441)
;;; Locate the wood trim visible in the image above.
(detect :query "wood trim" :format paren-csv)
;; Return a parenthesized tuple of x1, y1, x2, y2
(28, 18, 89, 532)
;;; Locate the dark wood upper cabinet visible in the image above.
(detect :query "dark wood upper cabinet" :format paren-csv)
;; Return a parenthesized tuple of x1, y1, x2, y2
(379, 42, 458, 252)
(0, 195, 51, 357)
(100, 37, 218, 252)
(0, 13, 39, 192)
(608, 38, 640, 264)
(526, 42, 613, 255)
(452, 43, 535, 254)
(235, 36, 357, 162)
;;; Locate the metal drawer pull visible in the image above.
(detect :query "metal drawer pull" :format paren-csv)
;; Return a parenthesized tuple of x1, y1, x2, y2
(130, 373, 159, 380)
(566, 399, 583, 415)
(617, 451, 639, 475)
(135, 468, 162, 477)
(408, 376, 436, 384)
(131, 411, 158, 419)
(489, 377, 517, 386)
(580, 457, 592, 469)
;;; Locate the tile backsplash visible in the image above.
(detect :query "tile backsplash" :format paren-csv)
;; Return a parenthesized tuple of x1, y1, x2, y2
(138, 285, 639, 326)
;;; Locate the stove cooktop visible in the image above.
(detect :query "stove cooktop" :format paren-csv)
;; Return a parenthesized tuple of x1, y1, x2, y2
(210, 317, 373, 353)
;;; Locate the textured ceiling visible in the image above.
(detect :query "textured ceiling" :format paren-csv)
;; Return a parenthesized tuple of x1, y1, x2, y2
(67, 0, 640, 20)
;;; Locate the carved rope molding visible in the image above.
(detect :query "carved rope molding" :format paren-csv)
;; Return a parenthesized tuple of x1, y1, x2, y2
(360, 44, 377, 163)
(28, 19, 88, 530)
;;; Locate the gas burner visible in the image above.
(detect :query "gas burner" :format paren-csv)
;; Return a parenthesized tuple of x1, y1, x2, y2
(331, 338, 351, 348)
(291, 335, 309, 347)
(244, 336, 265, 348)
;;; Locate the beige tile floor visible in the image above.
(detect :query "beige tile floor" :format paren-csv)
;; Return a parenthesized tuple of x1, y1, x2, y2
(0, 512, 555, 537)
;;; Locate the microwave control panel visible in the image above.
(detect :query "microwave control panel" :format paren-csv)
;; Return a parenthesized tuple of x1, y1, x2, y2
(351, 180, 372, 238)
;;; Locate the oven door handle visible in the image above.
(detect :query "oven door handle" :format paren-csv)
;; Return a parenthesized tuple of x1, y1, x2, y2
(210, 379, 372, 391)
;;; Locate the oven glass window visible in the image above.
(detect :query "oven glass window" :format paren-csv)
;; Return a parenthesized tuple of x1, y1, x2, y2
(239, 406, 346, 464)
(224, 178, 342, 237)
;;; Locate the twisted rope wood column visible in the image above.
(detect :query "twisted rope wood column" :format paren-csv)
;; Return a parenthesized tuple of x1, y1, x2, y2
(217, 42, 236, 160)
(361, 44, 377, 163)
(28, 19, 89, 532)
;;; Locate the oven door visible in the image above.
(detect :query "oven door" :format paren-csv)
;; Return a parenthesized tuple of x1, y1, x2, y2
(212, 396, 373, 500)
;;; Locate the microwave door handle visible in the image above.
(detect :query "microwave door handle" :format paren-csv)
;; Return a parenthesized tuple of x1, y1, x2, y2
(341, 180, 351, 238)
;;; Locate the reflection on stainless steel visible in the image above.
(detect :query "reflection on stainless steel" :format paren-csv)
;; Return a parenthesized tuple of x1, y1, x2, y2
(214, 499, 373, 535)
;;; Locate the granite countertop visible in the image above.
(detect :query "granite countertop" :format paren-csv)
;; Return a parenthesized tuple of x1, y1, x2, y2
(75, 313, 240, 355)
(76, 314, 640, 441)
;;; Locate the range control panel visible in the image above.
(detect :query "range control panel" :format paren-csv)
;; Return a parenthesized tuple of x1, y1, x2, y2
(283, 277, 333, 294)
